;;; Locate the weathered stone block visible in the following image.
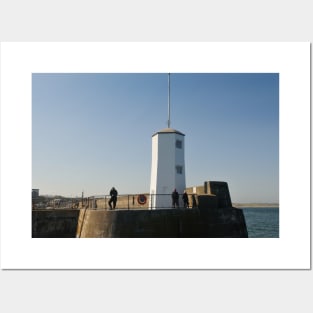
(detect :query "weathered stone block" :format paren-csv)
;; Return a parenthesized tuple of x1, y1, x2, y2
(205, 181, 232, 208)
(197, 195, 218, 209)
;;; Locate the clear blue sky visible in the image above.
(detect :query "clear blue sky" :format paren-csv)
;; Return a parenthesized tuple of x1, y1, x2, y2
(32, 73, 279, 203)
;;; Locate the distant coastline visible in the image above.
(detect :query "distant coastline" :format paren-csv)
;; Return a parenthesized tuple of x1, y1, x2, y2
(233, 203, 279, 208)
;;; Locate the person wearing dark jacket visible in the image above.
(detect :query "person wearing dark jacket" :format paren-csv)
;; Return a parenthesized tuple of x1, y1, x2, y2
(109, 187, 118, 209)
(172, 189, 179, 208)
(182, 190, 189, 208)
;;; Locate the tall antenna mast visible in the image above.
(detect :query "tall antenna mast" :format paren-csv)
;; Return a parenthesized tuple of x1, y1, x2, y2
(168, 73, 171, 128)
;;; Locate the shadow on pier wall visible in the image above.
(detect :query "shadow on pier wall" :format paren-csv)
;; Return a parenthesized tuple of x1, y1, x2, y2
(32, 210, 80, 238)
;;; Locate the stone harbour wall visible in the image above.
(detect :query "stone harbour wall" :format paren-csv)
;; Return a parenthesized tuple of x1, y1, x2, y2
(32, 181, 248, 238)
(77, 205, 248, 238)
(32, 209, 80, 238)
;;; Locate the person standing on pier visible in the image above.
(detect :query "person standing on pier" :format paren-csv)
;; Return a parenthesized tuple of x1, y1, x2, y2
(182, 190, 189, 208)
(109, 187, 118, 209)
(172, 189, 179, 208)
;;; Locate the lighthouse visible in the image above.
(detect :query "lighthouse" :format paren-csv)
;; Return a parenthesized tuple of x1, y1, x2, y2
(149, 74, 186, 209)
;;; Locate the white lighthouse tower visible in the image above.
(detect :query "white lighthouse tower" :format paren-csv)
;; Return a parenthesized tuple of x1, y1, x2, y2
(149, 74, 186, 209)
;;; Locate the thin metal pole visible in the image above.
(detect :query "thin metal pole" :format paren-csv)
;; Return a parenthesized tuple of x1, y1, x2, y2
(168, 73, 171, 128)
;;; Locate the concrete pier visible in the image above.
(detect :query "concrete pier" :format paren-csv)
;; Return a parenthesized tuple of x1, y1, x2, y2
(32, 181, 248, 238)
(75, 206, 248, 238)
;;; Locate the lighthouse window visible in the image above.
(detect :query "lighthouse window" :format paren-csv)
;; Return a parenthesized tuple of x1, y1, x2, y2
(176, 165, 183, 174)
(176, 140, 182, 149)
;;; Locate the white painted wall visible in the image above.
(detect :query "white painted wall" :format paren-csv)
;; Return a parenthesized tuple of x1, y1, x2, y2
(149, 128, 186, 209)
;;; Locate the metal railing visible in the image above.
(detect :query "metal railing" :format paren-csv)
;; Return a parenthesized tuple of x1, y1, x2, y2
(81, 193, 197, 210)
(32, 193, 198, 210)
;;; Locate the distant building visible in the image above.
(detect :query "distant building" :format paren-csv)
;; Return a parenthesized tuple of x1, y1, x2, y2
(32, 189, 39, 198)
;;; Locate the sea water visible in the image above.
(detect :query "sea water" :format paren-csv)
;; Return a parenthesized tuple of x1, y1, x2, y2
(242, 207, 279, 238)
